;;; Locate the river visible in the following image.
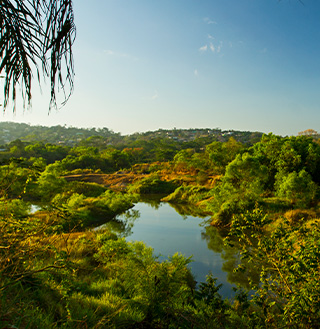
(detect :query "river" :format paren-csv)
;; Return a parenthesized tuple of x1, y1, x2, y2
(113, 201, 250, 299)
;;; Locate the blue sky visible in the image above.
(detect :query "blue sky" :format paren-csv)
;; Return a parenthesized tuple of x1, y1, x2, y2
(2, 0, 320, 136)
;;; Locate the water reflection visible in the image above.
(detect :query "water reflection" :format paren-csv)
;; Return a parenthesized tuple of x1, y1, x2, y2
(166, 202, 259, 290)
(140, 195, 210, 219)
(118, 202, 236, 297)
(167, 202, 210, 219)
(201, 226, 260, 291)
(139, 194, 166, 209)
(101, 200, 259, 298)
(95, 208, 140, 237)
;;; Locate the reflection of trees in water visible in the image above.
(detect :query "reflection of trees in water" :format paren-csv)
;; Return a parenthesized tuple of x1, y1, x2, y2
(167, 202, 209, 219)
(100, 209, 140, 237)
(114, 200, 260, 290)
(201, 226, 260, 290)
(138, 196, 164, 209)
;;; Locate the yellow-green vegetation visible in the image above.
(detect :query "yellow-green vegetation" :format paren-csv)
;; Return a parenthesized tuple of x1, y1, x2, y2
(162, 185, 213, 207)
(163, 134, 320, 227)
(1, 131, 320, 327)
(127, 173, 178, 195)
(0, 197, 240, 328)
(227, 208, 320, 327)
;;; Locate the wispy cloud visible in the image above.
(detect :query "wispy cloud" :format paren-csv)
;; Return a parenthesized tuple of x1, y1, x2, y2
(104, 50, 115, 55)
(142, 91, 159, 101)
(203, 17, 217, 25)
(194, 69, 199, 77)
(199, 41, 222, 54)
(216, 42, 222, 53)
(199, 29, 224, 55)
(260, 48, 267, 53)
(103, 49, 137, 60)
(104, 49, 129, 57)
(199, 45, 208, 52)
(151, 91, 159, 100)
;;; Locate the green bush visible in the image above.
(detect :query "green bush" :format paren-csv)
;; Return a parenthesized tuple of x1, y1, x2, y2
(68, 181, 106, 197)
(228, 208, 320, 328)
(275, 169, 317, 207)
(163, 185, 211, 205)
(51, 190, 136, 230)
(0, 198, 30, 218)
(127, 174, 177, 195)
(283, 209, 317, 225)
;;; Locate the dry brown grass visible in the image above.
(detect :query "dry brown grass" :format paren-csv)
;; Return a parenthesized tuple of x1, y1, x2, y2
(63, 163, 222, 191)
(283, 209, 317, 225)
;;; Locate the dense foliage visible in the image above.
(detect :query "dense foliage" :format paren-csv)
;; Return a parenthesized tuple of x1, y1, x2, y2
(1, 128, 320, 328)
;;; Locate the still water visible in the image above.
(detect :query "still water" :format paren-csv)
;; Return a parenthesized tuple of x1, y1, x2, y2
(115, 201, 244, 299)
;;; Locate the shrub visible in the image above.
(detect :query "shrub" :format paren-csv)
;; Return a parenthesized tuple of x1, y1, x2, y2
(275, 169, 317, 207)
(283, 209, 317, 225)
(163, 185, 211, 205)
(68, 181, 106, 197)
(127, 174, 177, 195)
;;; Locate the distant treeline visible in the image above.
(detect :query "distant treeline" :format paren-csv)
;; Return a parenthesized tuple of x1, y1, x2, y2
(0, 122, 262, 147)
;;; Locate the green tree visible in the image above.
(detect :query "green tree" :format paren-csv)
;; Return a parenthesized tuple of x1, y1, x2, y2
(0, 158, 37, 198)
(251, 134, 320, 191)
(173, 149, 195, 171)
(102, 148, 130, 170)
(36, 162, 66, 200)
(229, 208, 320, 328)
(220, 153, 268, 203)
(209, 153, 268, 225)
(70, 146, 99, 157)
(206, 137, 243, 174)
(275, 169, 317, 207)
(121, 147, 145, 165)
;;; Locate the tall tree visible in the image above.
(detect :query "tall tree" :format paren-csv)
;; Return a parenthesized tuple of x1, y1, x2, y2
(0, 0, 75, 112)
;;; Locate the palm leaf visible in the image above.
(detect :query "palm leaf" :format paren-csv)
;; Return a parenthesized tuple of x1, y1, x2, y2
(0, 0, 75, 112)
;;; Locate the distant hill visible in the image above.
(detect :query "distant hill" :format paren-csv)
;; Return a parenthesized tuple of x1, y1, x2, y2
(0, 122, 263, 147)
(0, 122, 119, 146)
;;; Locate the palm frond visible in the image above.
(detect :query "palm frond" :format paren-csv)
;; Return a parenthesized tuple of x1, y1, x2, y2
(0, 0, 75, 112)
